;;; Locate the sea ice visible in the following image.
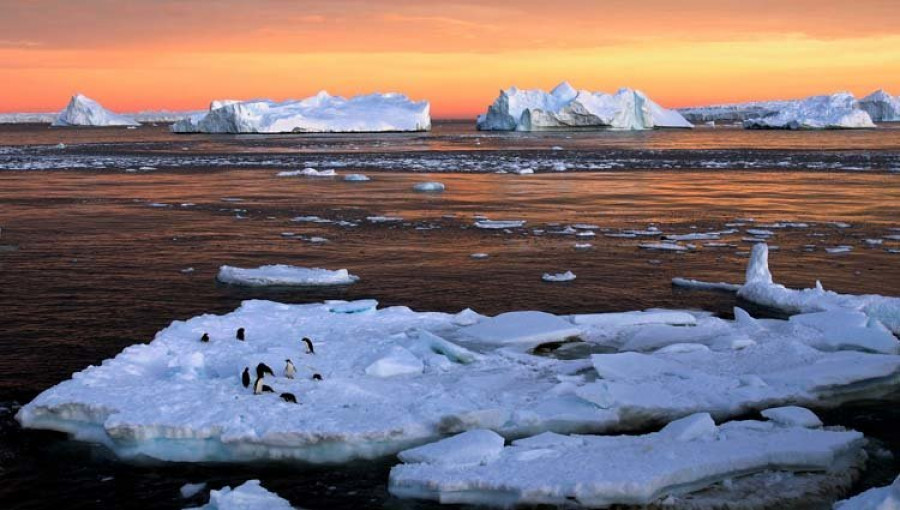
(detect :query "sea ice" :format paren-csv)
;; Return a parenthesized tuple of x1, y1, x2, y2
(412, 182, 445, 192)
(189, 480, 293, 510)
(672, 277, 742, 292)
(276, 168, 336, 178)
(743, 93, 875, 130)
(343, 174, 371, 182)
(389, 411, 864, 508)
(460, 311, 581, 347)
(474, 220, 526, 229)
(216, 265, 359, 287)
(52, 94, 140, 127)
(476, 82, 693, 131)
(180, 482, 207, 499)
(542, 271, 576, 283)
(834, 475, 900, 510)
(173, 92, 430, 133)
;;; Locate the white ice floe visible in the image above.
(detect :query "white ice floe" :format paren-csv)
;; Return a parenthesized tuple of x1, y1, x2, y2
(834, 475, 900, 510)
(216, 265, 359, 287)
(343, 173, 371, 182)
(412, 182, 445, 192)
(672, 277, 742, 292)
(826, 246, 854, 254)
(276, 168, 336, 178)
(389, 411, 864, 508)
(743, 93, 875, 130)
(639, 242, 689, 252)
(738, 243, 900, 334)
(173, 92, 430, 133)
(180, 482, 207, 499)
(542, 271, 576, 283)
(858, 89, 900, 122)
(366, 215, 403, 223)
(52, 94, 140, 127)
(474, 220, 526, 229)
(476, 82, 693, 131)
(469, 253, 489, 259)
(17, 295, 900, 466)
(190, 480, 293, 510)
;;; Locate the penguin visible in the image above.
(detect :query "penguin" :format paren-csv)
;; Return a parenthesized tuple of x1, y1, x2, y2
(312, 373, 323, 381)
(256, 362, 274, 379)
(236, 328, 245, 341)
(284, 359, 296, 379)
(241, 367, 250, 388)
(280, 393, 297, 404)
(253, 377, 275, 394)
(301, 337, 315, 354)
(201, 333, 209, 343)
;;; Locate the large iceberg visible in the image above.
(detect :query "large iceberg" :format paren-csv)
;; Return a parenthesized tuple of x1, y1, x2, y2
(858, 89, 900, 122)
(390, 411, 865, 508)
(17, 297, 900, 465)
(172, 92, 430, 134)
(52, 94, 140, 127)
(741, 93, 875, 129)
(476, 82, 693, 131)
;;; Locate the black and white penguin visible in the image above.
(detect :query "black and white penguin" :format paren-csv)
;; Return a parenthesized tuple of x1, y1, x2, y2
(302, 337, 315, 354)
(256, 362, 274, 379)
(253, 377, 275, 394)
(312, 373, 323, 381)
(236, 328, 245, 341)
(284, 359, 296, 379)
(280, 393, 297, 404)
(201, 333, 209, 343)
(241, 367, 250, 388)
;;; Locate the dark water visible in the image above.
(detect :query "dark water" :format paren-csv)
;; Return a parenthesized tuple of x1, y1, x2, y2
(0, 122, 899, 508)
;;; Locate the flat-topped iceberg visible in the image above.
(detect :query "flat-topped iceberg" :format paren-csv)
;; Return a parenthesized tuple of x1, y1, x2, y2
(191, 480, 293, 510)
(17, 296, 900, 465)
(858, 89, 900, 122)
(742, 93, 875, 130)
(476, 82, 693, 131)
(172, 91, 430, 133)
(52, 94, 140, 127)
(390, 411, 864, 508)
(216, 265, 359, 287)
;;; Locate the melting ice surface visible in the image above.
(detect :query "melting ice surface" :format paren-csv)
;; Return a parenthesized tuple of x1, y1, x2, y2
(389, 411, 865, 508)
(188, 480, 293, 510)
(216, 265, 359, 287)
(172, 92, 430, 134)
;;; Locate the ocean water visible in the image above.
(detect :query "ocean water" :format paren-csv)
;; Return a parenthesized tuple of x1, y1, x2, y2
(0, 122, 898, 508)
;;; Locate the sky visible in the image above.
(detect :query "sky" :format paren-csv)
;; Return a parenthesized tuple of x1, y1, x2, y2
(1, 0, 898, 117)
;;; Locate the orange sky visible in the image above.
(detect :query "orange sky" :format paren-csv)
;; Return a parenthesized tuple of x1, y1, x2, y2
(1, 0, 898, 117)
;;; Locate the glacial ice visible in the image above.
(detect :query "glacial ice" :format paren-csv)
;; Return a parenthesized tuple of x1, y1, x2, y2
(17, 296, 900, 465)
(858, 90, 900, 122)
(738, 244, 900, 334)
(216, 265, 359, 287)
(172, 92, 430, 134)
(52, 94, 140, 127)
(742, 93, 875, 130)
(476, 82, 693, 131)
(834, 475, 900, 510)
(189, 480, 293, 510)
(389, 411, 865, 508)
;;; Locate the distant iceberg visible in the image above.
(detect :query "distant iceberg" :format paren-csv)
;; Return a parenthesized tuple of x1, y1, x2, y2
(858, 89, 900, 122)
(742, 93, 875, 130)
(52, 94, 140, 127)
(476, 82, 693, 131)
(172, 91, 431, 134)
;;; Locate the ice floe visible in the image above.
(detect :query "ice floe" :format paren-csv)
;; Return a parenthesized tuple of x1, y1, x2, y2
(190, 480, 293, 510)
(343, 173, 371, 182)
(276, 168, 336, 178)
(389, 410, 864, 508)
(52, 94, 140, 127)
(474, 220, 526, 229)
(672, 277, 743, 292)
(412, 182, 445, 192)
(542, 271, 576, 283)
(834, 474, 900, 510)
(172, 92, 430, 133)
(476, 82, 693, 131)
(216, 265, 359, 287)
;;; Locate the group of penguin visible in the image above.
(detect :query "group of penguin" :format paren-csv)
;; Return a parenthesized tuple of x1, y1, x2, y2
(200, 328, 320, 405)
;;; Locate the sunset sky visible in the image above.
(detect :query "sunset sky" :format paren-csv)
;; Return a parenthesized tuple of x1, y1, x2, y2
(1, 0, 898, 117)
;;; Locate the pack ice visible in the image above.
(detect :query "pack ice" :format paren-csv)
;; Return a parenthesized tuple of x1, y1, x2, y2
(390, 410, 865, 508)
(172, 92, 430, 133)
(476, 82, 693, 131)
(216, 265, 359, 287)
(741, 93, 875, 129)
(188, 480, 293, 510)
(17, 291, 900, 464)
(52, 94, 140, 127)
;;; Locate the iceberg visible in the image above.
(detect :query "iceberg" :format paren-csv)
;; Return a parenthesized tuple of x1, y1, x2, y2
(389, 411, 865, 508)
(858, 90, 900, 122)
(476, 82, 693, 131)
(52, 94, 140, 127)
(834, 475, 900, 510)
(742, 93, 875, 130)
(191, 480, 293, 510)
(172, 91, 430, 134)
(542, 271, 576, 283)
(216, 265, 359, 287)
(412, 182, 445, 192)
(738, 244, 900, 335)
